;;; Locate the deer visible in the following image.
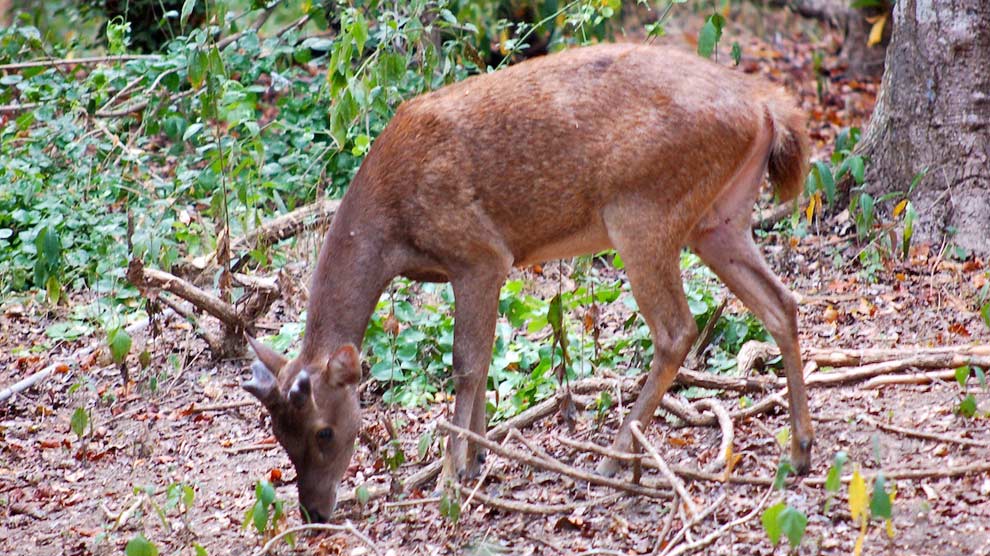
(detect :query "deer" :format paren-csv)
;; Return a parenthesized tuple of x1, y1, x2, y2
(242, 42, 814, 523)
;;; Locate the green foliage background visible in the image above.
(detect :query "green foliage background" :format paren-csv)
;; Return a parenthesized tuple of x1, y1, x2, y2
(1, 0, 769, 414)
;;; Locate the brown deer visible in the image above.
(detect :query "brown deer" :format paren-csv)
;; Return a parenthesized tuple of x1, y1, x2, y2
(243, 43, 814, 522)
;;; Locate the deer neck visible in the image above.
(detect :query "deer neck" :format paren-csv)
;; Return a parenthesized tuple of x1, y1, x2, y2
(299, 197, 390, 367)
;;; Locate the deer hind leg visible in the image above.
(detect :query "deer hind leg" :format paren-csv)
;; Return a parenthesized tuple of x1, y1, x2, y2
(597, 207, 698, 477)
(687, 121, 813, 473)
(690, 223, 813, 473)
(444, 261, 508, 481)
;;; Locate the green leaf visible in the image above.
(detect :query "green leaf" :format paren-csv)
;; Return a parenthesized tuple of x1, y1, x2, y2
(70, 407, 89, 439)
(902, 202, 916, 258)
(180, 0, 197, 28)
(778, 506, 808, 548)
(251, 499, 268, 533)
(825, 451, 848, 493)
(192, 543, 208, 556)
(955, 365, 971, 388)
(957, 394, 978, 418)
(108, 327, 132, 365)
(356, 484, 370, 506)
(730, 42, 741, 65)
(813, 162, 836, 206)
(975, 366, 987, 389)
(870, 473, 892, 520)
(188, 49, 207, 88)
(417, 431, 432, 460)
(761, 501, 786, 545)
(849, 156, 866, 184)
(773, 459, 795, 491)
(697, 16, 722, 58)
(350, 15, 369, 54)
(257, 480, 276, 507)
(981, 302, 990, 332)
(125, 534, 159, 556)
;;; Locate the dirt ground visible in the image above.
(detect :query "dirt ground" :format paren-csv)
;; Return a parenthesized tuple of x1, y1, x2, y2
(3, 6, 990, 556)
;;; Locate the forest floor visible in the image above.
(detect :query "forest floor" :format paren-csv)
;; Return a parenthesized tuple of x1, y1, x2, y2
(3, 6, 990, 556)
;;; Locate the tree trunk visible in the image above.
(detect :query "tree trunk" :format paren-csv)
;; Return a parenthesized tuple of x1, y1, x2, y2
(857, 0, 990, 256)
(783, 0, 889, 78)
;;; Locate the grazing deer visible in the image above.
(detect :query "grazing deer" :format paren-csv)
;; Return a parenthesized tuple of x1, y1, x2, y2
(243, 43, 813, 522)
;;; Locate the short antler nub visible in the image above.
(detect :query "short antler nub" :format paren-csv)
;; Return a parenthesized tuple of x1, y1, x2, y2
(243, 360, 280, 408)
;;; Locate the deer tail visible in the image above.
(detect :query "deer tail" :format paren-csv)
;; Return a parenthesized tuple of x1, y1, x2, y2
(764, 97, 810, 203)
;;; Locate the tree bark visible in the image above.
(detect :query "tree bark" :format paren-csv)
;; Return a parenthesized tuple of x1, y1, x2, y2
(857, 0, 990, 256)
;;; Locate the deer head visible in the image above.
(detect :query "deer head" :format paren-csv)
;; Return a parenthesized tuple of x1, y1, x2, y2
(243, 336, 362, 522)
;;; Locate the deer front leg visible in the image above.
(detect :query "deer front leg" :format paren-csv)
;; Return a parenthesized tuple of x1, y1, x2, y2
(597, 212, 698, 477)
(443, 265, 506, 482)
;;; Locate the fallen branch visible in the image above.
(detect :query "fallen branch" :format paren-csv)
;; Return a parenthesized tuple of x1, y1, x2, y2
(860, 369, 956, 389)
(128, 259, 246, 330)
(440, 421, 671, 499)
(455, 483, 622, 515)
(806, 344, 990, 367)
(0, 311, 169, 404)
(630, 421, 700, 516)
(802, 461, 990, 486)
(556, 436, 773, 486)
(861, 416, 990, 448)
(189, 400, 255, 413)
(0, 102, 41, 114)
(693, 399, 733, 474)
(251, 521, 381, 556)
(223, 442, 278, 454)
(660, 487, 773, 556)
(0, 55, 159, 71)
(805, 354, 990, 386)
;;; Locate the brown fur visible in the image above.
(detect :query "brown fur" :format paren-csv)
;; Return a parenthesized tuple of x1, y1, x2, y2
(244, 43, 815, 522)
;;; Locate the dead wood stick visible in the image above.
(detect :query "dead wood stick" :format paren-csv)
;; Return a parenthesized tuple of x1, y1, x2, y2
(189, 400, 255, 413)
(655, 492, 727, 556)
(463, 434, 513, 512)
(0, 55, 159, 71)
(860, 369, 957, 389)
(455, 483, 622, 515)
(861, 417, 990, 448)
(752, 200, 797, 230)
(156, 293, 223, 354)
(223, 442, 278, 454)
(804, 354, 990, 386)
(806, 345, 990, 366)
(630, 421, 700, 516)
(0, 312, 167, 404)
(801, 461, 990, 486)
(661, 488, 773, 556)
(674, 368, 775, 393)
(556, 436, 773, 486)
(0, 102, 41, 113)
(439, 421, 671, 499)
(231, 199, 341, 254)
(252, 521, 381, 556)
(693, 399, 733, 474)
(127, 259, 247, 330)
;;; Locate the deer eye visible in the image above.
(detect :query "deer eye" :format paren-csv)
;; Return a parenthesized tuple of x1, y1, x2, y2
(316, 428, 334, 442)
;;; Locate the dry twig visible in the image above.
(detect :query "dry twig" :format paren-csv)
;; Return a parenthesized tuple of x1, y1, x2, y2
(251, 521, 381, 556)
(439, 421, 671, 499)
(629, 421, 699, 516)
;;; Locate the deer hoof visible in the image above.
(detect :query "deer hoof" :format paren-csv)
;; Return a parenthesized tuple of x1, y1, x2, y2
(595, 457, 622, 478)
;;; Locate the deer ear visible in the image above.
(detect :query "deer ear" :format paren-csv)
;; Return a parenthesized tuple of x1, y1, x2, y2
(246, 334, 288, 375)
(243, 361, 281, 410)
(327, 344, 361, 387)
